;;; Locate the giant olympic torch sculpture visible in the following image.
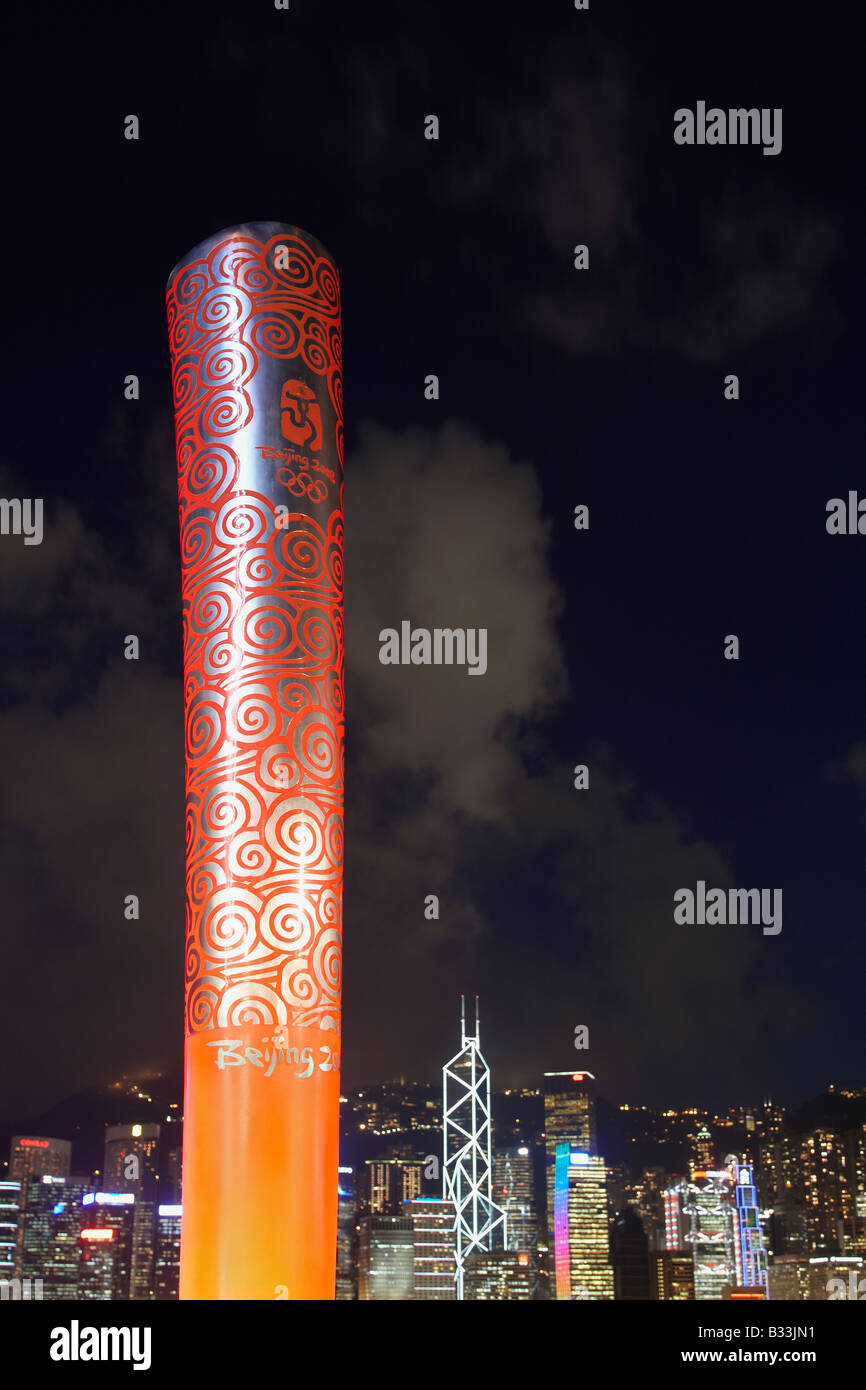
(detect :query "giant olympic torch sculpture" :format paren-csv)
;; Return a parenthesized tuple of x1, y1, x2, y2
(166, 223, 343, 1299)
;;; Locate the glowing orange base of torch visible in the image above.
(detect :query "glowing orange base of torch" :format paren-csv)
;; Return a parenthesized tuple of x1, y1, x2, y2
(180, 1024, 340, 1300)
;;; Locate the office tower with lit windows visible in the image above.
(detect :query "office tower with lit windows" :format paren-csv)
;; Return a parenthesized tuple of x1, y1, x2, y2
(689, 1125, 714, 1177)
(9, 1136, 71, 1189)
(800, 1129, 852, 1253)
(358, 1215, 415, 1299)
(407, 1198, 456, 1299)
(336, 1167, 357, 1299)
(18, 1176, 92, 1296)
(78, 1227, 118, 1299)
(809, 1254, 864, 1300)
(604, 1164, 631, 1222)
(442, 997, 506, 1299)
(78, 1193, 136, 1299)
(0, 1182, 22, 1285)
(103, 1124, 160, 1199)
(634, 1168, 667, 1251)
(493, 1146, 537, 1265)
(364, 1157, 425, 1214)
(757, 1101, 786, 1206)
(766, 1255, 810, 1300)
(464, 1249, 535, 1299)
(553, 1146, 614, 1300)
(130, 1200, 156, 1300)
(165, 1147, 182, 1204)
(610, 1206, 651, 1299)
(844, 1123, 866, 1214)
(154, 1206, 182, 1298)
(653, 1250, 695, 1300)
(543, 1071, 596, 1248)
(770, 1194, 809, 1256)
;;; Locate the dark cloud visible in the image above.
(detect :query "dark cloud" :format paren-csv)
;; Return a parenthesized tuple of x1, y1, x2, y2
(834, 742, 866, 785)
(329, 31, 840, 364)
(0, 411, 810, 1113)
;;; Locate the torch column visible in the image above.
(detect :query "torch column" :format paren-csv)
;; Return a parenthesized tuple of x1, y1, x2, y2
(166, 222, 343, 1299)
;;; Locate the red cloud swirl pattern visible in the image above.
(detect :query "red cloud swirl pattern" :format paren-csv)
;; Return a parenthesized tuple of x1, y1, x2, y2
(167, 226, 343, 1038)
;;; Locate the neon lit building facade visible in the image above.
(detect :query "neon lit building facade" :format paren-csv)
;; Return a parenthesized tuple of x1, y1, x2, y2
(442, 997, 506, 1298)
(553, 1146, 614, 1300)
(732, 1160, 768, 1297)
(679, 1169, 738, 1300)
(167, 222, 343, 1299)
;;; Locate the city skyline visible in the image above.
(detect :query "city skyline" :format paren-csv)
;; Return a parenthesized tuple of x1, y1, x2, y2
(1, 0, 863, 1124)
(5, 1064, 864, 1302)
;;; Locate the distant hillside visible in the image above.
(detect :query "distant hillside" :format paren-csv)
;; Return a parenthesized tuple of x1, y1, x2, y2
(786, 1091, 866, 1135)
(0, 1070, 183, 1177)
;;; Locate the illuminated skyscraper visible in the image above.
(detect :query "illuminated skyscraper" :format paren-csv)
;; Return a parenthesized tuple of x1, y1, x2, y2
(732, 1161, 768, 1297)
(442, 997, 506, 1299)
(610, 1205, 651, 1300)
(103, 1124, 160, 1199)
(165, 1147, 182, 1204)
(809, 1254, 865, 1300)
(464, 1249, 535, 1300)
(553, 1146, 614, 1300)
(653, 1250, 695, 1300)
(78, 1227, 118, 1299)
(634, 1167, 667, 1251)
(680, 1170, 738, 1300)
(18, 1176, 92, 1297)
(9, 1136, 71, 1189)
(664, 1180, 689, 1250)
(844, 1123, 866, 1222)
(358, 1215, 415, 1300)
(336, 1167, 357, 1299)
(800, 1129, 849, 1253)
(364, 1157, 425, 1214)
(0, 1182, 22, 1284)
(543, 1071, 596, 1247)
(79, 1193, 136, 1300)
(766, 1254, 809, 1300)
(130, 1200, 156, 1300)
(407, 1198, 456, 1299)
(689, 1125, 714, 1177)
(493, 1146, 537, 1266)
(154, 1205, 182, 1299)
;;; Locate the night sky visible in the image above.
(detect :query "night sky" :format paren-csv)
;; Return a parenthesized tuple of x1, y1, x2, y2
(0, 0, 861, 1119)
